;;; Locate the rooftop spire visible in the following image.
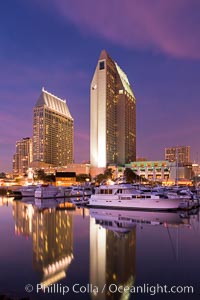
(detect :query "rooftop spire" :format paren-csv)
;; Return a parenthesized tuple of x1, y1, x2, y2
(99, 49, 109, 60)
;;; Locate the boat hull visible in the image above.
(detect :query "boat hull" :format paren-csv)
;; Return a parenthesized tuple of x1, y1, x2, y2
(20, 190, 35, 197)
(89, 196, 183, 211)
(35, 185, 60, 199)
(34, 185, 72, 199)
(20, 186, 37, 197)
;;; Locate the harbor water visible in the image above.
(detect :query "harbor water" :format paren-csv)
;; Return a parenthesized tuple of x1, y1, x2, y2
(0, 196, 200, 300)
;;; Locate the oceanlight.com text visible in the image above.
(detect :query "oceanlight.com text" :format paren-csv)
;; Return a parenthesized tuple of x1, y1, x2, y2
(25, 282, 195, 296)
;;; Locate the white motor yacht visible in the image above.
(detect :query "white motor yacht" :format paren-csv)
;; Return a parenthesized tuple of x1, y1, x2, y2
(20, 185, 37, 197)
(34, 185, 71, 199)
(89, 183, 187, 211)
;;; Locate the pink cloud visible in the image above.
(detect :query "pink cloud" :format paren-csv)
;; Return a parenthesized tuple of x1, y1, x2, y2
(48, 0, 200, 59)
(0, 60, 89, 89)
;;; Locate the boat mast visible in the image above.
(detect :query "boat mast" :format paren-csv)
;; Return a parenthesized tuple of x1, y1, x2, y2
(175, 146, 178, 186)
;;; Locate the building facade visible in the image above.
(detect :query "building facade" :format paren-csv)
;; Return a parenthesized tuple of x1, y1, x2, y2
(125, 160, 170, 182)
(33, 88, 74, 166)
(13, 137, 33, 176)
(125, 160, 192, 184)
(55, 172, 76, 186)
(165, 146, 190, 164)
(90, 50, 136, 168)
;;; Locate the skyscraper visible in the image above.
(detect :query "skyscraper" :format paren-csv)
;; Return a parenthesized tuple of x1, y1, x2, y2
(33, 88, 74, 166)
(90, 50, 136, 168)
(165, 146, 190, 164)
(13, 137, 33, 176)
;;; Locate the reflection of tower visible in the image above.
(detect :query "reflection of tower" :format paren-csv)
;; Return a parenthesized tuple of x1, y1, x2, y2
(12, 201, 34, 237)
(90, 217, 136, 300)
(32, 207, 74, 286)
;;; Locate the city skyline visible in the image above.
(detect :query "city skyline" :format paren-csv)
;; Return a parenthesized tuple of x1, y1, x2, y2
(1, 0, 200, 171)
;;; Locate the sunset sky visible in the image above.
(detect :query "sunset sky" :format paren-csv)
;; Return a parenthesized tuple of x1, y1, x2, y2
(0, 0, 200, 171)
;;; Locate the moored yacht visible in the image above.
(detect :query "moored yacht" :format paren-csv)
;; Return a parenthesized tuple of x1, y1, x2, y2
(70, 186, 85, 196)
(89, 183, 187, 211)
(72, 197, 89, 206)
(70, 186, 93, 197)
(165, 188, 193, 200)
(34, 185, 68, 199)
(20, 185, 37, 197)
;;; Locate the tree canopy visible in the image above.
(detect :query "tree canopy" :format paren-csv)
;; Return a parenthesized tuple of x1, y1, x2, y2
(34, 169, 55, 182)
(95, 168, 114, 184)
(123, 168, 141, 183)
(76, 173, 91, 183)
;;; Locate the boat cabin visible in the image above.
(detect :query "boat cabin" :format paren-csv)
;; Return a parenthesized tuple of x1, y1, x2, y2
(95, 184, 135, 195)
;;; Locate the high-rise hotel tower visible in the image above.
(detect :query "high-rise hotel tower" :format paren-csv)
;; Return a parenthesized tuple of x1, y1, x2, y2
(90, 50, 136, 168)
(13, 137, 33, 176)
(33, 88, 74, 166)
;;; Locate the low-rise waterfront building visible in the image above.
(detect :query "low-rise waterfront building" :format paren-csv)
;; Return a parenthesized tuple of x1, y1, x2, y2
(125, 160, 192, 185)
(55, 172, 76, 186)
(28, 163, 90, 177)
(125, 160, 170, 182)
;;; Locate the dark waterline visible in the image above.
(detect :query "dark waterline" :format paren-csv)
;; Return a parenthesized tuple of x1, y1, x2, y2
(0, 197, 200, 300)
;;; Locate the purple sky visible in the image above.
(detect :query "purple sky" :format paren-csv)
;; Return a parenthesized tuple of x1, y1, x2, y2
(0, 0, 200, 171)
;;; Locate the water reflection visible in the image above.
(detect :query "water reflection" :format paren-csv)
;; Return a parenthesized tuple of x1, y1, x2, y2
(89, 208, 196, 300)
(13, 200, 34, 236)
(12, 199, 75, 287)
(2, 198, 199, 300)
(90, 209, 136, 300)
(90, 209, 191, 230)
(0, 196, 13, 207)
(32, 206, 74, 287)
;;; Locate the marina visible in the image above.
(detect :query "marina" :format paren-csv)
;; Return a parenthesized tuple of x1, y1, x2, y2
(89, 183, 200, 211)
(0, 196, 200, 299)
(4, 182, 200, 212)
